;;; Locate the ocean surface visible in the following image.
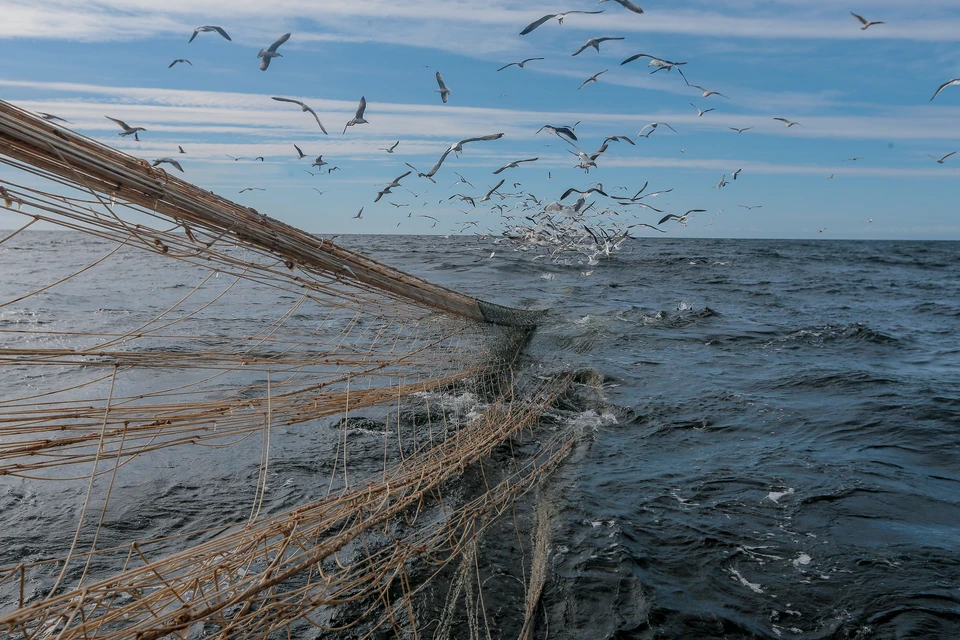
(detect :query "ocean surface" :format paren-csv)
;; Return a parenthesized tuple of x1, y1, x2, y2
(2, 233, 959, 639)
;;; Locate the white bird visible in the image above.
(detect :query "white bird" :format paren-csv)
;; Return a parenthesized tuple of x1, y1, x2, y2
(929, 151, 957, 164)
(604, 135, 635, 145)
(537, 124, 578, 141)
(480, 179, 506, 202)
(239, 187, 265, 193)
(271, 96, 328, 134)
(380, 141, 400, 153)
(152, 158, 183, 172)
(572, 37, 624, 56)
(850, 12, 884, 30)
(690, 103, 715, 117)
(405, 162, 438, 183)
(690, 84, 728, 99)
(312, 155, 327, 169)
(189, 26, 231, 43)
(493, 158, 539, 174)
(579, 70, 607, 89)
(621, 53, 686, 73)
(659, 209, 705, 226)
(714, 175, 727, 189)
(342, 96, 368, 134)
(930, 78, 960, 101)
(258, 33, 291, 71)
(738, 205, 762, 210)
(105, 116, 146, 139)
(294, 143, 306, 159)
(426, 133, 505, 178)
(729, 126, 752, 133)
(37, 112, 71, 124)
(637, 122, 677, 138)
(732, 168, 742, 180)
(168, 59, 192, 69)
(353, 207, 363, 219)
(178, 145, 186, 154)
(773, 117, 803, 127)
(374, 170, 412, 202)
(435, 72, 452, 103)
(520, 11, 605, 36)
(598, 0, 644, 14)
(497, 57, 545, 71)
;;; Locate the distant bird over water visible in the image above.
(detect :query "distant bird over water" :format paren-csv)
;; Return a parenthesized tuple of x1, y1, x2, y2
(850, 12, 884, 30)
(189, 26, 231, 43)
(497, 58, 545, 71)
(258, 33, 291, 71)
(774, 117, 803, 127)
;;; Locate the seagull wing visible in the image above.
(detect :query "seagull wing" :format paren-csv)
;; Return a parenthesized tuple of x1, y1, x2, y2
(520, 14, 557, 36)
(597, 37, 626, 43)
(850, 12, 868, 26)
(267, 32, 291, 53)
(572, 42, 591, 56)
(426, 148, 454, 177)
(943, 151, 957, 161)
(168, 160, 184, 172)
(305, 107, 328, 134)
(355, 96, 366, 119)
(522, 57, 545, 64)
(213, 26, 231, 41)
(497, 62, 518, 71)
(436, 71, 447, 91)
(485, 179, 506, 198)
(294, 144, 304, 158)
(657, 214, 678, 225)
(492, 164, 510, 175)
(105, 116, 131, 130)
(620, 53, 652, 66)
(613, 0, 644, 14)
(394, 170, 412, 182)
(189, 29, 200, 43)
(458, 133, 505, 145)
(930, 78, 960, 101)
(272, 96, 305, 108)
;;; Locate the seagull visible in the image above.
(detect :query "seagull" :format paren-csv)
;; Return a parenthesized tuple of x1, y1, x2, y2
(374, 170, 412, 202)
(930, 78, 960, 101)
(732, 168, 741, 180)
(729, 126, 752, 134)
(579, 70, 607, 89)
(405, 162, 438, 183)
(271, 96, 327, 134)
(342, 96, 368, 134)
(850, 12, 884, 30)
(451, 172, 474, 188)
(426, 133, 505, 178)
(493, 158, 538, 174)
(714, 175, 727, 189)
(178, 145, 186, 154)
(353, 207, 363, 219)
(572, 37, 625, 56)
(773, 117, 803, 127)
(598, 0, 644, 14)
(189, 26, 231, 43)
(690, 103, 715, 117)
(239, 187, 265, 193)
(435, 72, 451, 103)
(561, 186, 608, 199)
(37, 112, 71, 124)
(258, 33, 291, 71)
(520, 11, 605, 36)
(105, 116, 146, 139)
(620, 54, 686, 73)
(327, 166, 340, 173)
(152, 158, 183, 172)
(690, 84, 728, 99)
(225, 154, 245, 161)
(844, 157, 863, 162)
(294, 144, 306, 159)
(659, 209, 705, 225)
(254, 156, 264, 162)
(311, 155, 327, 169)
(419, 215, 439, 227)
(497, 57, 545, 71)
(480, 179, 506, 202)
(637, 122, 677, 138)
(929, 151, 957, 164)
(537, 124, 578, 141)
(311, 188, 324, 195)
(604, 135, 635, 145)
(381, 141, 400, 153)
(738, 205, 762, 210)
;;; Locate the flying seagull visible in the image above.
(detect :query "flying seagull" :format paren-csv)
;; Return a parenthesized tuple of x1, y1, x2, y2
(773, 117, 803, 127)
(271, 96, 328, 134)
(480, 179, 506, 202)
(258, 32, 291, 71)
(732, 168, 742, 180)
(152, 158, 183, 172)
(168, 59, 192, 68)
(621, 54, 686, 73)
(850, 12, 884, 30)
(579, 69, 607, 89)
(493, 158, 539, 174)
(714, 175, 727, 189)
(426, 133, 505, 178)
(603, 135, 635, 145)
(353, 207, 363, 219)
(572, 37, 625, 56)
(598, 0, 644, 14)
(930, 78, 960, 101)
(374, 170, 412, 202)
(405, 162, 438, 183)
(738, 205, 762, 210)
(561, 186, 608, 200)
(537, 124, 578, 141)
(729, 126, 753, 134)
(178, 145, 186, 154)
(294, 143, 306, 159)
(690, 103, 714, 117)
(497, 57, 545, 71)
(311, 155, 327, 169)
(342, 96, 368, 134)
(189, 26, 231, 43)
(37, 112, 71, 124)
(929, 151, 957, 164)
(637, 122, 677, 138)
(105, 116, 146, 139)
(691, 84, 728, 99)
(380, 141, 400, 153)
(520, 11, 604, 36)
(239, 187, 266, 193)
(435, 71, 451, 103)
(659, 209, 705, 226)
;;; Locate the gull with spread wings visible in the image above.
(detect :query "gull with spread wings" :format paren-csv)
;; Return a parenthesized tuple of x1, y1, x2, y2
(189, 26, 231, 43)
(425, 133, 505, 178)
(342, 96, 368, 134)
(497, 58, 545, 71)
(572, 37, 624, 56)
(493, 158, 539, 174)
(271, 96, 328, 134)
(258, 33, 290, 71)
(520, 11, 604, 36)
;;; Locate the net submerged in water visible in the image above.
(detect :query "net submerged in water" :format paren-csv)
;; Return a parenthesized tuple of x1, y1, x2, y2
(0, 100, 583, 639)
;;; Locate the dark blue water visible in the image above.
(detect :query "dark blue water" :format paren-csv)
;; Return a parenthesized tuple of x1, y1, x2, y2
(2, 233, 959, 639)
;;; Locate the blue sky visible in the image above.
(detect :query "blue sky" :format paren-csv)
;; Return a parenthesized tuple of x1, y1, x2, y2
(2, 0, 960, 238)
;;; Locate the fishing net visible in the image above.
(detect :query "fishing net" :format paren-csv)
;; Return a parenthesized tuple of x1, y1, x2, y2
(0, 100, 578, 639)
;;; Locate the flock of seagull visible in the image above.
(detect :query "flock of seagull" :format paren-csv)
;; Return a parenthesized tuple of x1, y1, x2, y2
(35, 8, 960, 267)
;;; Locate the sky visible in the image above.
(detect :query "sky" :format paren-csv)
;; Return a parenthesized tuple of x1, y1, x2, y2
(2, 0, 960, 238)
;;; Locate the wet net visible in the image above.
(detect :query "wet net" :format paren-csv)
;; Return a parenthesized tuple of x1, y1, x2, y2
(0, 100, 579, 639)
